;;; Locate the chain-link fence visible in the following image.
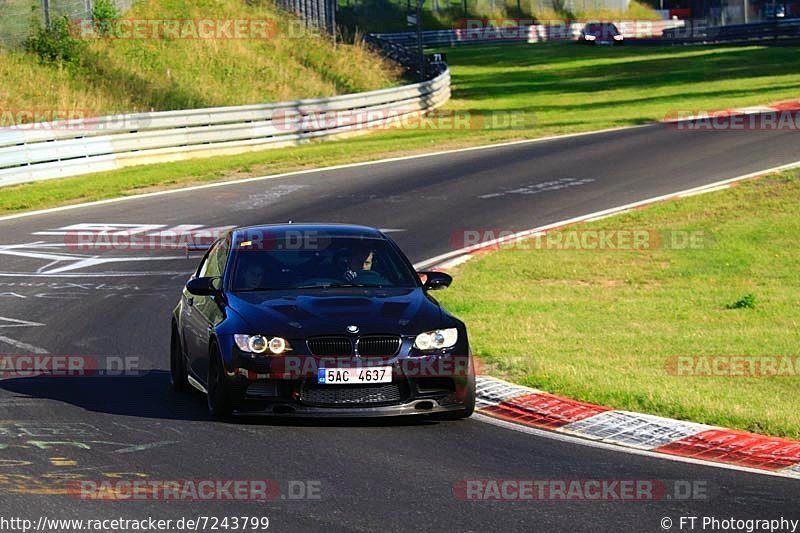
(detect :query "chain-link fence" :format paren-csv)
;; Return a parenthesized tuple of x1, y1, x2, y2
(273, 0, 337, 37)
(563, 0, 630, 11)
(334, 0, 639, 36)
(0, 0, 133, 48)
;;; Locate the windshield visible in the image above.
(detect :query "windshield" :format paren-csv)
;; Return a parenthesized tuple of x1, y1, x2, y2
(230, 236, 419, 291)
(585, 23, 620, 36)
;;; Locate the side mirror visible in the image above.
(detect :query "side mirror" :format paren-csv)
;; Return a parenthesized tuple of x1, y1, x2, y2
(186, 277, 220, 296)
(418, 271, 452, 290)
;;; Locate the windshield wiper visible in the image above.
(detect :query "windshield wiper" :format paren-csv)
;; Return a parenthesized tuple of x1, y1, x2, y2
(293, 283, 382, 289)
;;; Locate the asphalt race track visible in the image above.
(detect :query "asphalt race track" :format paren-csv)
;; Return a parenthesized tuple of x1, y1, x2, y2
(0, 122, 799, 532)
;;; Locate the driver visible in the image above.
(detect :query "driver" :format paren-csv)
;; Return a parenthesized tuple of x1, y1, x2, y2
(241, 263, 265, 289)
(343, 245, 373, 282)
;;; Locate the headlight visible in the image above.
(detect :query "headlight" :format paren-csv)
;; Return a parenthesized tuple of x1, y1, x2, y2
(584, 34, 596, 40)
(234, 335, 292, 355)
(414, 328, 458, 350)
(613, 35, 623, 40)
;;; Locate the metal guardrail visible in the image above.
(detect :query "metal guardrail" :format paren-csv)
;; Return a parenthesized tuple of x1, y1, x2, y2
(374, 27, 544, 46)
(659, 17, 800, 44)
(373, 21, 685, 47)
(363, 33, 448, 79)
(375, 19, 800, 48)
(0, 49, 450, 187)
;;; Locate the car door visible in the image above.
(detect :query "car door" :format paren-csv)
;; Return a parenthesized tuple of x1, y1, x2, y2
(180, 245, 212, 379)
(187, 237, 230, 383)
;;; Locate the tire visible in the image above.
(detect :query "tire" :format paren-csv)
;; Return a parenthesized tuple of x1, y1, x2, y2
(431, 404, 474, 421)
(207, 345, 234, 419)
(170, 326, 189, 393)
(431, 378, 476, 421)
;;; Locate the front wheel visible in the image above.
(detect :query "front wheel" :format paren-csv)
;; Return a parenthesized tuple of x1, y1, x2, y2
(431, 379, 476, 420)
(431, 403, 474, 421)
(207, 346, 234, 419)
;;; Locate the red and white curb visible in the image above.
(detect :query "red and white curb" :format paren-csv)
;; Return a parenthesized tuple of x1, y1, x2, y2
(475, 376, 800, 478)
(413, 161, 800, 480)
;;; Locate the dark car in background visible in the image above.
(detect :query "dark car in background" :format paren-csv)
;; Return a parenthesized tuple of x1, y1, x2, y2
(171, 223, 475, 420)
(579, 22, 624, 45)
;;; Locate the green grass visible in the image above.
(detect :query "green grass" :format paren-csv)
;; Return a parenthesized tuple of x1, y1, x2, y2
(0, 0, 400, 121)
(436, 171, 800, 438)
(5, 43, 800, 213)
(445, 43, 800, 133)
(3, 36, 799, 437)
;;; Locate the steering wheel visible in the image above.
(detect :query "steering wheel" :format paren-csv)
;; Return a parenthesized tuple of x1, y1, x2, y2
(349, 270, 389, 285)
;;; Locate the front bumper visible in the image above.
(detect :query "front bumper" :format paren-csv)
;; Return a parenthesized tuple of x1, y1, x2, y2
(218, 334, 474, 416)
(233, 374, 473, 415)
(227, 354, 474, 416)
(235, 397, 469, 417)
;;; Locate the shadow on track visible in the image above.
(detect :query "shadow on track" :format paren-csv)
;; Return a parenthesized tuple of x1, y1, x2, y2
(0, 370, 208, 421)
(0, 370, 445, 428)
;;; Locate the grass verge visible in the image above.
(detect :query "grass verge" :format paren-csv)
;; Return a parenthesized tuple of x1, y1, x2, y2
(0, 0, 399, 120)
(436, 170, 800, 438)
(5, 43, 800, 213)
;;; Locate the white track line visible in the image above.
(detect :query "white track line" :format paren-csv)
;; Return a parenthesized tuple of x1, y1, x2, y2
(414, 158, 800, 270)
(0, 125, 648, 224)
(0, 336, 49, 354)
(3, 123, 799, 476)
(413, 162, 800, 478)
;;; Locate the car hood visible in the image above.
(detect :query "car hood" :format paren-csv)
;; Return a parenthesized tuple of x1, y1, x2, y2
(226, 287, 443, 337)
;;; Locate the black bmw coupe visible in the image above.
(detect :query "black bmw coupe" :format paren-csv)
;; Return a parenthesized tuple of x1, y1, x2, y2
(171, 223, 475, 419)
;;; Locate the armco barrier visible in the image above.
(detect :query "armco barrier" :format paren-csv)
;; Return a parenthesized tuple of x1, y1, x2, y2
(660, 17, 800, 43)
(374, 20, 685, 46)
(374, 18, 800, 49)
(0, 45, 449, 188)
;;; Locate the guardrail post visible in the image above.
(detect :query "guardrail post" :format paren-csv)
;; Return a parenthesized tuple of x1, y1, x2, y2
(416, 0, 425, 81)
(42, 0, 51, 29)
(329, 0, 337, 46)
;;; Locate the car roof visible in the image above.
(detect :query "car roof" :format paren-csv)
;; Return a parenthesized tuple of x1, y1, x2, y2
(231, 223, 387, 241)
(586, 22, 619, 29)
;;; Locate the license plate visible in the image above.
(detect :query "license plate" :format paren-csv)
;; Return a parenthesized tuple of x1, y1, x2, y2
(317, 366, 392, 384)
